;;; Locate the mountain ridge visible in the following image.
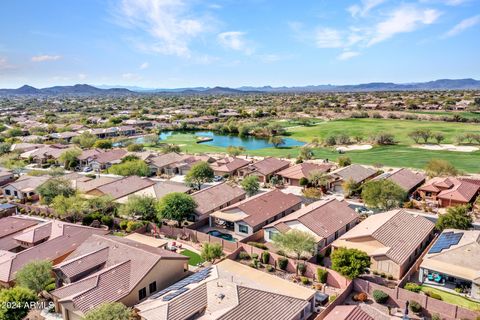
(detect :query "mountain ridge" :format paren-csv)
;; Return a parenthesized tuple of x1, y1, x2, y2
(1, 79, 479, 96)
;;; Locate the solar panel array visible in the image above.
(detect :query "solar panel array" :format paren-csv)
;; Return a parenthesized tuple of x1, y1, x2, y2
(428, 231, 463, 254)
(148, 267, 213, 301)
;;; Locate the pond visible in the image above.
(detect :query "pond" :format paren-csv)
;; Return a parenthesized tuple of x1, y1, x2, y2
(159, 131, 305, 150)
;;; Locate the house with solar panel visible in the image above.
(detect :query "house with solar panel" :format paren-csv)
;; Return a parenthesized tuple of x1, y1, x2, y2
(135, 259, 316, 320)
(50, 234, 189, 320)
(419, 229, 480, 300)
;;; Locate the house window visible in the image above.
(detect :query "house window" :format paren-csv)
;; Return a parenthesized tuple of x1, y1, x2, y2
(268, 230, 278, 240)
(5, 189, 10, 195)
(149, 281, 157, 294)
(238, 224, 248, 234)
(138, 287, 147, 300)
(14, 191, 18, 197)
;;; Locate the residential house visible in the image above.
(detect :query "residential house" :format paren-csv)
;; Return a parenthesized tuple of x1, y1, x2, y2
(49, 131, 79, 142)
(209, 157, 251, 177)
(238, 157, 291, 183)
(2, 175, 51, 200)
(373, 168, 425, 195)
(277, 162, 335, 187)
(210, 189, 302, 237)
(415, 177, 480, 207)
(85, 176, 156, 202)
(0, 170, 14, 186)
(51, 235, 188, 319)
(10, 143, 44, 153)
(20, 144, 73, 165)
(419, 229, 480, 300)
(191, 182, 246, 222)
(89, 148, 128, 171)
(135, 259, 316, 320)
(147, 152, 190, 176)
(332, 209, 434, 279)
(0, 216, 40, 250)
(0, 219, 107, 287)
(263, 198, 359, 253)
(328, 164, 377, 193)
(324, 305, 375, 320)
(116, 181, 192, 204)
(77, 148, 105, 168)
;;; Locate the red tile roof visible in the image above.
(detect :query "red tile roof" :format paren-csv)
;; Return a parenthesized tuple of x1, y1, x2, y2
(277, 162, 334, 180)
(95, 176, 156, 199)
(192, 182, 246, 218)
(244, 157, 290, 176)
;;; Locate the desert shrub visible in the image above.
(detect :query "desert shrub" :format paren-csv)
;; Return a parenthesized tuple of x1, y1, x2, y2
(266, 264, 274, 272)
(425, 291, 442, 300)
(404, 282, 422, 293)
(238, 251, 251, 260)
(298, 263, 307, 275)
(101, 215, 113, 227)
(356, 292, 368, 302)
(126, 221, 143, 232)
(317, 268, 328, 284)
(380, 272, 386, 278)
(409, 300, 422, 313)
(329, 294, 337, 302)
(387, 274, 394, 280)
(316, 254, 324, 265)
(278, 257, 288, 270)
(44, 283, 56, 292)
(373, 290, 389, 304)
(247, 242, 268, 250)
(119, 220, 128, 230)
(251, 253, 259, 259)
(431, 314, 440, 320)
(261, 251, 270, 264)
(276, 250, 286, 256)
(301, 277, 310, 285)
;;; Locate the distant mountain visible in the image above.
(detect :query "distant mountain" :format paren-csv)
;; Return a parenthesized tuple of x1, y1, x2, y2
(1, 79, 479, 96)
(0, 84, 133, 96)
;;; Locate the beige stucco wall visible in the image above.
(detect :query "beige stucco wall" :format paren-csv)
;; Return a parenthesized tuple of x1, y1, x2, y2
(371, 256, 401, 279)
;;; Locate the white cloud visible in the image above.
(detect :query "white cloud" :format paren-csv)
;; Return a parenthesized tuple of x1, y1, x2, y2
(443, 0, 468, 5)
(337, 51, 360, 60)
(115, 0, 207, 57)
(368, 6, 441, 46)
(315, 28, 344, 48)
(444, 15, 480, 37)
(78, 73, 87, 80)
(31, 55, 62, 62)
(217, 31, 253, 54)
(139, 62, 149, 69)
(348, 0, 386, 18)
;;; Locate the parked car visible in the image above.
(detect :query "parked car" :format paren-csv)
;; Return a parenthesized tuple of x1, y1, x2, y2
(83, 167, 93, 172)
(213, 175, 223, 182)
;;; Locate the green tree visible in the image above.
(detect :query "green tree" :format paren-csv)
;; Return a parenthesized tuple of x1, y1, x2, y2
(425, 159, 458, 178)
(84, 302, 133, 320)
(185, 161, 214, 190)
(433, 132, 445, 144)
(107, 159, 150, 176)
(16, 260, 54, 293)
(157, 192, 197, 226)
(37, 178, 75, 205)
(299, 146, 314, 160)
(269, 136, 285, 148)
(342, 178, 360, 197)
(72, 131, 97, 149)
(308, 170, 329, 188)
(119, 195, 158, 221)
(240, 175, 260, 196)
(93, 139, 113, 149)
(200, 243, 224, 262)
(126, 143, 144, 152)
(59, 148, 81, 170)
(0, 287, 37, 320)
(436, 205, 473, 231)
(161, 144, 181, 153)
(272, 229, 316, 273)
(331, 248, 371, 279)
(52, 194, 88, 222)
(337, 156, 351, 167)
(361, 180, 406, 210)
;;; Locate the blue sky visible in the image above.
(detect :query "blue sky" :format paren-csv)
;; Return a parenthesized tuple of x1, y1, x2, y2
(0, 0, 479, 88)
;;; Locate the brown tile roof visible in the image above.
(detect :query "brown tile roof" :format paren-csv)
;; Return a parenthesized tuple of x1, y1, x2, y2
(0, 221, 108, 282)
(222, 189, 301, 228)
(380, 168, 425, 192)
(245, 157, 290, 176)
(152, 181, 191, 199)
(13, 222, 52, 243)
(277, 162, 334, 180)
(4, 175, 51, 192)
(95, 176, 156, 199)
(210, 157, 251, 174)
(218, 286, 309, 320)
(52, 235, 187, 314)
(437, 179, 479, 203)
(0, 216, 39, 240)
(192, 182, 246, 218)
(91, 149, 128, 164)
(324, 305, 374, 320)
(148, 152, 189, 168)
(75, 176, 119, 193)
(331, 164, 377, 183)
(77, 148, 104, 161)
(266, 199, 358, 240)
(371, 210, 434, 264)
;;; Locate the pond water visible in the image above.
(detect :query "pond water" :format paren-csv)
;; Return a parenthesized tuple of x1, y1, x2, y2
(158, 131, 305, 150)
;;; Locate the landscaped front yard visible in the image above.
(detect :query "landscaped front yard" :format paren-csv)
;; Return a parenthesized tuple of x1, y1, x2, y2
(420, 285, 480, 311)
(181, 249, 204, 266)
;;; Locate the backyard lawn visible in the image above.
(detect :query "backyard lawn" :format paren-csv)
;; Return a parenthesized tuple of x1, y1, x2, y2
(181, 249, 204, 266)
(420, 285, 480, 311)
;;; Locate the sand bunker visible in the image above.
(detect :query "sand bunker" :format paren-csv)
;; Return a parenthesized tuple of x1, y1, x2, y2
(336, 144, 373, 152)
(414, 144, 479, 152)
